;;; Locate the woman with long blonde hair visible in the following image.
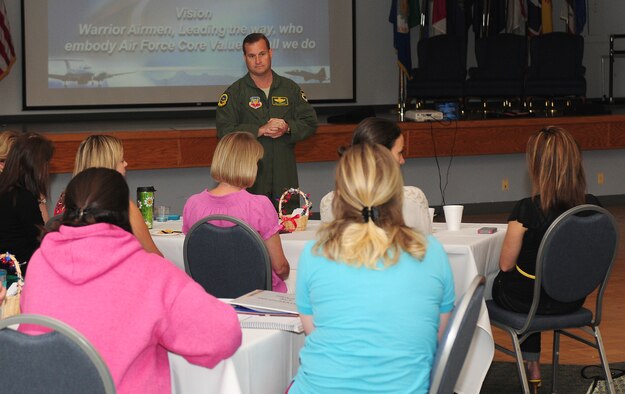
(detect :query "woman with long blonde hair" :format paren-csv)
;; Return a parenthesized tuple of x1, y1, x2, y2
(54, 134, 162, 256)
(319, 117, 432, 235)
(289, 143, 454, 393)
(493, 126, 599, 392)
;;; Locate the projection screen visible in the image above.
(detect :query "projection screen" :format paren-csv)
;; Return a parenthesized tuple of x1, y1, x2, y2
(22, 0, 354, 109)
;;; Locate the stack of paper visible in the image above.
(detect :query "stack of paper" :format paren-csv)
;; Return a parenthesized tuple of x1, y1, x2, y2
(229, 290, 302, 333)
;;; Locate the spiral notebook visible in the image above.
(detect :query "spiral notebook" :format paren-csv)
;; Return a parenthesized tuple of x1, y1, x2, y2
(237, 314, 303, 334)
(229, 290, 298, 315)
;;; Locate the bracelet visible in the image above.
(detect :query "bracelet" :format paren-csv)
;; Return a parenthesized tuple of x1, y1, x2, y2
(38, 198, 47, 204)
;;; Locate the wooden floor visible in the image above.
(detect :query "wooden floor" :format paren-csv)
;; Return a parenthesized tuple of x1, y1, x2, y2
(463, 203, 625, 365)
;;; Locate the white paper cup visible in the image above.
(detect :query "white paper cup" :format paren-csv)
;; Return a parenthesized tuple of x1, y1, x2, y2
(443, 205, 464, 231)
(428, 208, 435, 224)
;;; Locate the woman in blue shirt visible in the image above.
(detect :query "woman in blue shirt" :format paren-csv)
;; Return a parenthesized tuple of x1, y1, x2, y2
(290, 144, 455, 394)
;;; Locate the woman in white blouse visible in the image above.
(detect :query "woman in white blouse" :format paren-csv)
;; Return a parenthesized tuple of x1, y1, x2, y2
(320, 117, 431, 235)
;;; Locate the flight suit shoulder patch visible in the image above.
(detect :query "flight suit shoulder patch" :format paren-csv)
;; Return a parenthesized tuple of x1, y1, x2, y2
(217, 93, 228, 107)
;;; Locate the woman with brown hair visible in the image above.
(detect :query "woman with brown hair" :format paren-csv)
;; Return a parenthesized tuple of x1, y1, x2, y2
(0, 133, 54, 274)
(492, 126, 600, 392)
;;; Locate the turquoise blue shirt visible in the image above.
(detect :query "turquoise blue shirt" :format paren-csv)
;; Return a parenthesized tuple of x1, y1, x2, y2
(291, 236, 455, 394)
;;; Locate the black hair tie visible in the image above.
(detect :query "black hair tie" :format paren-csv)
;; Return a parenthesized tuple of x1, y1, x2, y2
(361, 206, 379, 223)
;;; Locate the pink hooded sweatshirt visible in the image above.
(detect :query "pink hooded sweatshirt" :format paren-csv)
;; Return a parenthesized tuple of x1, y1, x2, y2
(20, 223, 242, 393)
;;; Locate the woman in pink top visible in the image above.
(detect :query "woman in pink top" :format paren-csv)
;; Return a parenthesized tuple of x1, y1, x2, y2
(21, 168, 242, 393)
(183, 132, 290, 292)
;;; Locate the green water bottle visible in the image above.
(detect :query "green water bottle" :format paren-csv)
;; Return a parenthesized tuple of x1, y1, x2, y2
(137, 186, 156, 229)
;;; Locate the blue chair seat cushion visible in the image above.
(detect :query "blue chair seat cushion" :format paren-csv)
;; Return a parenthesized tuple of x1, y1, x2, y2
(486, 300, 593, 332)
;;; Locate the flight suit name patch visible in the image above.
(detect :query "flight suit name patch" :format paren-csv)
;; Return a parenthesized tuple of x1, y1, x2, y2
(272, 96, 289, 106)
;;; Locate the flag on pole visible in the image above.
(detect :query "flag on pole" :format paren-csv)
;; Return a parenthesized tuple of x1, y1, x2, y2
(389, 0, 420, 76)
(542, 0, 553, 33)
(560, 0, 586, 34)
(432, 0, 447, 35)
(574, 0, 586, 34)
(506, 0, 527, 35)
(527, 0, 542, 37)
(0, 0, 16, 80)
(560, 0, 574, 33)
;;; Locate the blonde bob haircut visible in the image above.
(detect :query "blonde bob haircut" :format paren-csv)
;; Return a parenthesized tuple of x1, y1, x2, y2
(74, 135, 124, 175)
(211, 132, 263, 188)
(0, 130, 18, 161)
(526, 126, 586, 213)
(315, 143, 427, 269)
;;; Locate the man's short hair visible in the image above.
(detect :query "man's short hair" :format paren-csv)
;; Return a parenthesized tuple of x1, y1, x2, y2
(242, 33, 270, 54)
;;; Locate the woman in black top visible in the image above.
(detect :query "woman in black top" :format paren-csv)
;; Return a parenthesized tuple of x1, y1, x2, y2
(0, 133, 54, 275)
(492, 126, 598, 392)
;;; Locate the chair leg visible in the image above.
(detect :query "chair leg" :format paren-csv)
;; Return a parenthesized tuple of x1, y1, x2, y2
(594, 327, 616, 394)
(506, 329, 531, 394)
(552, 331, 561, 393)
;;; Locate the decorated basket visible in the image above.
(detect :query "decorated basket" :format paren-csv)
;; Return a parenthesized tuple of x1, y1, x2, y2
(1, 252, 23, 319)
(278, 188, 312, 232)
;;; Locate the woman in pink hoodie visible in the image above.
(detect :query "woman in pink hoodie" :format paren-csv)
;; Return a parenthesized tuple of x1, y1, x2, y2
(20, 167, 242, 393)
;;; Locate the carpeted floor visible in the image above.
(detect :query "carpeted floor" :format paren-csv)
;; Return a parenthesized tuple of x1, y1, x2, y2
(480, 361, 625, 393)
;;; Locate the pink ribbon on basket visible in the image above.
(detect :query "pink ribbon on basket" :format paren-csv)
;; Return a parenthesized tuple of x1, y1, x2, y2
(280, 214, 301, 232)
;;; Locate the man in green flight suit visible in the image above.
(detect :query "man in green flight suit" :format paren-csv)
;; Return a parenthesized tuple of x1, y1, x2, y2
(216, 33, 318, 212)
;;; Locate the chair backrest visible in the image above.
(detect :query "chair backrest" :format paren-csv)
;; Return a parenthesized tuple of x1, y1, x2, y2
(429, 275, 485, 394)
(417, 35, 467, 80)
(474, 33, 527, 79)
(531, 204, 618, 325)
(0, 313, 116, 394)
(183, 214, 272, 298)
(529, 32, 584, 79)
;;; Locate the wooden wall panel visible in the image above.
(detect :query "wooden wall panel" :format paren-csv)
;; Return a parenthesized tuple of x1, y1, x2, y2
(42, 115, 625, 174)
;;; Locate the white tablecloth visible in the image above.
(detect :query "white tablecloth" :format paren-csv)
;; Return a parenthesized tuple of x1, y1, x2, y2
(152, 219, 507, 394)
(169, 328, 305, 394)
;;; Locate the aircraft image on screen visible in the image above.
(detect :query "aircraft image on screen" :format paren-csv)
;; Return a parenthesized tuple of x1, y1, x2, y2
(284, 67, 328, 83)
(48, 59, 134, 87)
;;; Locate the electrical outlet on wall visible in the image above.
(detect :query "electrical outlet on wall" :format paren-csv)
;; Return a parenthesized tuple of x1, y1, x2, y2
(502, 178, 509, 191)
(597, 172, 605, 185)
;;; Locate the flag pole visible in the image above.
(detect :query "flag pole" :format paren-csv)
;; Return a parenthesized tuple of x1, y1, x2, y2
(398, 67, 406, 121)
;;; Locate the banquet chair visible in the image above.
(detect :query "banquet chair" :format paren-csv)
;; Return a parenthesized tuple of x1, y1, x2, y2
(406, 35, 467, 104)
(429, 275, 485, 394)
(464, 33, 528, 106)
(524, 32, 586, 104)
(0, 313, 116, 394)
(183, 214, 272, 298)
(486, 205, 618, 394)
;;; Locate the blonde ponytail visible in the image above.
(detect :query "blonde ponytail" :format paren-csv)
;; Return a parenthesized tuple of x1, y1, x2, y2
(315, 144, 427, 268)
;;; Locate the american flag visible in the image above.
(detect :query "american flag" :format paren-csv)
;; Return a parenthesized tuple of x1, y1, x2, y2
(0, 0, 15, 81)
(432, 0, 447, 35)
